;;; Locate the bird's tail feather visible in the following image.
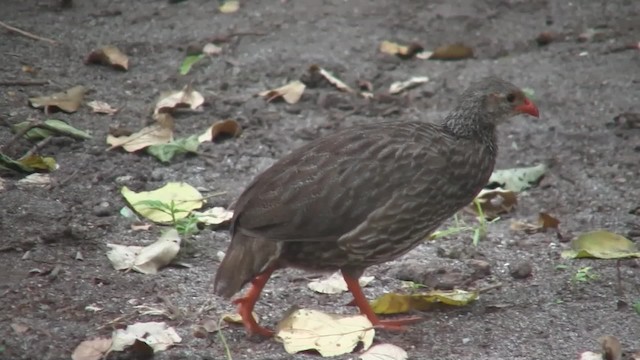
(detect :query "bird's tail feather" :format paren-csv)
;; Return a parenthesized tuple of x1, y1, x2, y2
(214, 232, 279, 299)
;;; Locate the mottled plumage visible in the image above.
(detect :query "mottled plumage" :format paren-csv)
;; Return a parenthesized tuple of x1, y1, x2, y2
(214, 76, 539, 336)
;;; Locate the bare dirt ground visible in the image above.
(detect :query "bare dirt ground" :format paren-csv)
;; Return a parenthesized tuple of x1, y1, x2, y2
(1, 0, 639, 359)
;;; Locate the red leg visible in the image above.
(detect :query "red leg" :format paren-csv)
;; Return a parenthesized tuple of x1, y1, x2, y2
(232, 267, 277, 337)
(341, 270, 423, 331)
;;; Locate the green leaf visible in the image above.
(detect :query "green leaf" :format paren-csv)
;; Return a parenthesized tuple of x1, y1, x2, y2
(146, 136, 200, 163)
(179, 54, 205, 75)
(12, 119, 92, 140)
(561, 230, 640, 259)
(487, 164, 546, 192)
(121, 182, 204, 223)
(633, 301, 640, 315)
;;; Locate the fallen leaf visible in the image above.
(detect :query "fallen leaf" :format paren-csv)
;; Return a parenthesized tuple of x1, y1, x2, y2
(146, 135, 200, 163)
(179, 54, 205, 75)
(308, 272, 374, 294)
(429, 43, 474, 60)
(203, 43, 222, 56)
(13, 119, 92, 140)
(259, 80, 306, 104)
(219, 0, 239, 13)
(198, 119, 242, 143)
(131, 223, 152, 231)
(222, 312, 259, 324)
(580, 351, 604, 360)
(378, 40, 424, 59)
(121, 182, 204, 223)
(110, 322, 181, 352)
(154, 85, 204, 115)
(275, 309, 374, 357)
(360, 343, 408, 360)
(470, 187, 517, 219)
(85, 45, 129, 70)
(106, 243, 142, 271)
(309, 65, 354, 93)
(389, 76, 429, 94)
(87, 100, 119, 115)
(29, 85, 87, 113)
(511, 212, 560, 234)
(370, 289, 478, 315)
(562, 231, 640, 259)
(17, 154, 57, 172)
(487, 164, 547, 192)
(11, 323, 29, 334)
(16, 174, 52, 189)
(192, 207, 234, 225)
(71, 337, 112, 360)
(133, 229, 181, 274)
(107, 124, 174, 152)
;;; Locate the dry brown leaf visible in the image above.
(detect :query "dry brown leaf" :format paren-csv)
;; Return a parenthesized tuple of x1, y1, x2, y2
(511, 212, 560, 234)
(154, 85, 204, 115)
(219, 0, 239, 13)
(389, 76, 430, 94)
(11, 323, 29, 334)
(71, 337, 113, 360)
(203, 43, 222, 56)
(259, 80, 306, 104)
(430, 43, 474, 60)
(360, 343, 408, 360)
(132, 229, 181, 274)
(192, 207, 234, 225)
(131, 223, 152, 231)
(111, 322, 181, 352)
(309, 65, 354, 93)
(308, 272, 374, 294)
(379, 40, 424, 59)
(198, 119, 242, 143)
(85, 45, 129, 70)
(29, 85, 87, 113)
(107, 124, 173, 152)
(471, 188, 517, 219)
(222, 312, 260, 324)
(87, 100, 119, 115)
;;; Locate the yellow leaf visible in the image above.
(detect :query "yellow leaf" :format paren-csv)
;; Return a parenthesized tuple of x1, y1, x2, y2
(121, 182, 204, 223)
(219, 0, 239, 13)
(259, 80, 306, 104)
(275, 309, 374, 357)
(371, 290, 478, 315)
(562, 230, 640, 259)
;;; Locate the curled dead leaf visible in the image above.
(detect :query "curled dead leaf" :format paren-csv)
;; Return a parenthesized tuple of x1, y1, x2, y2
(309, 65, 354, 93)
(87, 100, 119, 115)
(511, 212, 560, 234)
(430, 43, 474, 60)
(389, 76, 429, 94)
(360, 343, 408, 360)
(259, 80, 306, 104)
(106, 123, 173, 152)
(71, 337, 113, 360)
(379, 40, 424, 59)
(198, 119, 242, 143)
(308, 272, 374, 294)
(470, 188, 517, 219)
(29, 85, 87, 113)
(370, 289, 478, 315)
(154, 85, 204, 115)
(85, 45, 129, 71)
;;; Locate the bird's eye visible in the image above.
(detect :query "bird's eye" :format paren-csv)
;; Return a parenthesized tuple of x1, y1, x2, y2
(506, 93, 516, 103)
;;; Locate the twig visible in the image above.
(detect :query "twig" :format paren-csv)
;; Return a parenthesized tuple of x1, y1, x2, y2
(1, 120, 43, 153)
(476, 282, 503, 294)
(0, 80, 49, 86)
(0, 20, 58, 44)
(24, 137, 52, 157)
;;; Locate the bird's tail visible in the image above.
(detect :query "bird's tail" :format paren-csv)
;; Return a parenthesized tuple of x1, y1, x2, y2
(214, 232, 279, 299)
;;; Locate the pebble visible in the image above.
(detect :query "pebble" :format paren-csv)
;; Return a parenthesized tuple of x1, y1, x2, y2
(510, 261, 533, 279)
(467, 259, 491, 278)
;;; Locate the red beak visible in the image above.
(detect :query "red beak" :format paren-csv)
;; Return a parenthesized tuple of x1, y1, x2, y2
(515, 98, 539, 118)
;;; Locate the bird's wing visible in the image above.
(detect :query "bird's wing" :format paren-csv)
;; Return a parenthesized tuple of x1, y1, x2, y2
(232, 121, 452, 242)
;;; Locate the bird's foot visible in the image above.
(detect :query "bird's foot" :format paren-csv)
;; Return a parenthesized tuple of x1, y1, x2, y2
(232, 297, 275, 337)
(372, 316, 424, 331)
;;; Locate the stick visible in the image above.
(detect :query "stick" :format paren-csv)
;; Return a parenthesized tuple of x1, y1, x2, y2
(0, 80, 49, 86)
(0, 20, 58, 44)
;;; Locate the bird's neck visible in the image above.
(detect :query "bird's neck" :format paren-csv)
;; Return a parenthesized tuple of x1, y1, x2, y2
(442, 109, 497, 149)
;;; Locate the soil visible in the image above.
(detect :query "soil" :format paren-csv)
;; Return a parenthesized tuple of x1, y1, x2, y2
(1, 0, 639, 359)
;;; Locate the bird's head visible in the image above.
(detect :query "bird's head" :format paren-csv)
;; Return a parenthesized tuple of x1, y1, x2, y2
(466, 76, 540, 124)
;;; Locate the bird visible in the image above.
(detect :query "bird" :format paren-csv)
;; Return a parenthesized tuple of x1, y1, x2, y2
(214, 76, 539, 337)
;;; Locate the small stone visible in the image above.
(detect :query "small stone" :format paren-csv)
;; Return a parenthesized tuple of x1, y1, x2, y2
(467, 259, 491, 278)
(510, 261, 533, 279)
(92, 202, 112, 217)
